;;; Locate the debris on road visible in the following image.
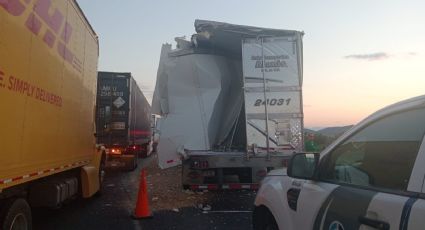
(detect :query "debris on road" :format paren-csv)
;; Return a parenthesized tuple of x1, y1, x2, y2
(202, 205, 212, 211)
(183, 190, 195, 195)
(145, 155, 213, 211)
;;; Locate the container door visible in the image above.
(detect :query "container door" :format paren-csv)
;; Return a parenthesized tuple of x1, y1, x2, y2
(242, 36, 303, 153)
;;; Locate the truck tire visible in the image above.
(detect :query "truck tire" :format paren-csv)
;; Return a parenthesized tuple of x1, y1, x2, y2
(1, 198, 32, 230)
(128, 156, 138, 171)
(253, 206, 278, 230)
(133, 157, 138, 170)
(100, 151, 106, 183)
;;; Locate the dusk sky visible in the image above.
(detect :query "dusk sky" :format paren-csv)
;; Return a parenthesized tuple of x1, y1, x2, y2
(78, 0, 425, 128)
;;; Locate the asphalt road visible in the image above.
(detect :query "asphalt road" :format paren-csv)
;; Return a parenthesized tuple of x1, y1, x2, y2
(32, 155, 256, 230)
(140, 191, 255, 230)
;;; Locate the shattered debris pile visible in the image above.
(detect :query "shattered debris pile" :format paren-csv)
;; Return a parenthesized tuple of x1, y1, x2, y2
(146, 156, 213, 211)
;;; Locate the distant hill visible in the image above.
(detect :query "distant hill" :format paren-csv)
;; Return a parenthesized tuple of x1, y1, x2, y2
(303, 125, 353, 151)
(303, 128, 318, 135)
(316, 125, 353, 137)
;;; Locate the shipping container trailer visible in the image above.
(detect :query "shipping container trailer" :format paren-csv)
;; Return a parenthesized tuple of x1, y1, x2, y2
(96, 72, 152, 170)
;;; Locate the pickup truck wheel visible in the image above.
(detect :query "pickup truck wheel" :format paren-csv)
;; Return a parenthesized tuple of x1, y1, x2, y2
(1, 198, 32, 230)
(253, 206, 278, 230)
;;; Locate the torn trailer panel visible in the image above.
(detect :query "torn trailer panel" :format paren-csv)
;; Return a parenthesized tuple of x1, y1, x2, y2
(152, 20, 304, 171)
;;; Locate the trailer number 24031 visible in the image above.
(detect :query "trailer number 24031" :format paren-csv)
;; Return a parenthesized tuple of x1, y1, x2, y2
(254, 98, 291, 107)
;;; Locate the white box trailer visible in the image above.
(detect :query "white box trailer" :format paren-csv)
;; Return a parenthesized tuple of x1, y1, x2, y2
(152, 20, 304, 190)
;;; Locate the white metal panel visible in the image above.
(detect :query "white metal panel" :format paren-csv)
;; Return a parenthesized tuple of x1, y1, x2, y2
(242, 37, 300, 88)
(155, 54, 220, 168)
(289, 181, 339, 230)
(408, 199, 425, 229)
(151, 44, 172, 115)
(245, 91, 301, 115)
(242, 36, 303, 151)
(363, 192, 407, 229)
(153, 47, 244, 169)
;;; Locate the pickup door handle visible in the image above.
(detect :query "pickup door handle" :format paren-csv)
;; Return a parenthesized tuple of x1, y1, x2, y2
(358, 216, 390, 230)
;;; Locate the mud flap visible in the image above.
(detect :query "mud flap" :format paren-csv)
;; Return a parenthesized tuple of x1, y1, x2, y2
(81, 166, 100, 198)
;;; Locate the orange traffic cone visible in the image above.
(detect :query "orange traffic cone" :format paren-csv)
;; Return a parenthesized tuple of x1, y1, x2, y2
(132, 169, 153, 219)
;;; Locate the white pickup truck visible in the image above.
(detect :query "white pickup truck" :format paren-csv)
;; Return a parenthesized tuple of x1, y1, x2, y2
(254, 95, 425, 230)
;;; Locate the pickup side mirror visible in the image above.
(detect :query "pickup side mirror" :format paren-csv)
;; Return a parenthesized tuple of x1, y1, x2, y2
(287, 152, 320, 180)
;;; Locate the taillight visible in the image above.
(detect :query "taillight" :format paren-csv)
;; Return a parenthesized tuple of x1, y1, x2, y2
(111, 148, 121, 154)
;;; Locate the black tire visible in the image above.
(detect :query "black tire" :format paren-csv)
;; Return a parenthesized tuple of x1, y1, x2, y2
(100, 151, 106, 183)
(133, 157, 138, 170)
(1, 198, 32, 230)
(182, 185, 190, 190)
(128, 156, 138, 171)
(253, 206, 279, 230)
(140, 143, 148, 158)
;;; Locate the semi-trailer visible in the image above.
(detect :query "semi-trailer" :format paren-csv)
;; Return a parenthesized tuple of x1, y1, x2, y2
(0, 1, 102, 229)
(152, 20, 304, 190)
(96, 72, 152, 170)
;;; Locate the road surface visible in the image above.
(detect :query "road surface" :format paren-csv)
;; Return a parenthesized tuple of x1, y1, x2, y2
(33, 155, 256, 230)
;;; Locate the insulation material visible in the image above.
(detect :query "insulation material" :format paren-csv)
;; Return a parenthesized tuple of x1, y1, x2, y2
(152, 47, 243, 169)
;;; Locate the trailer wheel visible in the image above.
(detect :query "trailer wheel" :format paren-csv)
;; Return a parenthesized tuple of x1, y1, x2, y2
(132, 156, 138, 170)
(100, 151, 107, 182)
(127, 156, 138, 171)
(1, 198, 32, 230)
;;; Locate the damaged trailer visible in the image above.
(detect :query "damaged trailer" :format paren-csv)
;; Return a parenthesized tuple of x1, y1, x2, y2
(152, 20, 304, 190)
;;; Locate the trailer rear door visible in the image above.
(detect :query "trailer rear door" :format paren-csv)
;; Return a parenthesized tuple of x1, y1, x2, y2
(242, 36, 303, 153)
